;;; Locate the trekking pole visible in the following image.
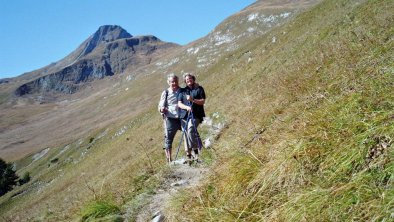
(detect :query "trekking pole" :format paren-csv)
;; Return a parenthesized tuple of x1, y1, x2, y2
(162, 113, 170, 162)
(174, 111, 191, 161)
(189, 111, 202, 152)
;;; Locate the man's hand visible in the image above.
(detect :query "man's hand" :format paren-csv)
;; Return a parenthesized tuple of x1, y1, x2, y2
(160, 107, 168, 113)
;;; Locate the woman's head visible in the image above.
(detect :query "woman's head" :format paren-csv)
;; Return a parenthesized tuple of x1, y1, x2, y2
(183, 73, 195, 87)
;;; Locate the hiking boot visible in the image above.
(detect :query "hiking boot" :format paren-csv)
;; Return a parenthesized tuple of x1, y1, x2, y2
(183, 158, 194, 165)
(183, 154, 193, 165)
(192, 151, 202, 163)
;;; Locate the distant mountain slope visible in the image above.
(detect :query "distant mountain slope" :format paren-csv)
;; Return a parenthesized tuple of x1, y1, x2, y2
(13, 25, 179, 96)
(135, 0, 321, 88)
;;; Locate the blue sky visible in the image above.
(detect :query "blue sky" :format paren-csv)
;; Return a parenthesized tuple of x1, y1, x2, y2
(0, 0, 255, 79)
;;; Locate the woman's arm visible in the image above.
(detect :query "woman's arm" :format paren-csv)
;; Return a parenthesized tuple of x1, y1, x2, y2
(192, 98, 205, 105)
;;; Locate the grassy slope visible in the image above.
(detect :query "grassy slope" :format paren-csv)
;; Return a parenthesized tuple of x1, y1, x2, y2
(1, 0, 392, 221)
(0, 73, 172, 220)
(166, 0, 393, 221)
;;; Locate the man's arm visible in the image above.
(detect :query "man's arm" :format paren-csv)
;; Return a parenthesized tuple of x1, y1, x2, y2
(177, 89, 192, 111)
(158, 90, 167, 113)
(178, 101, 192, 111)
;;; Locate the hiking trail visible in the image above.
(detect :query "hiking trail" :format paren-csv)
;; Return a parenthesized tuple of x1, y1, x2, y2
(135, 158, 208, 222)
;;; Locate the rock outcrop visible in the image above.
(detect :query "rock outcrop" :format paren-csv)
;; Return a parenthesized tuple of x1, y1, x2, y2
(16, 59, 114, 95)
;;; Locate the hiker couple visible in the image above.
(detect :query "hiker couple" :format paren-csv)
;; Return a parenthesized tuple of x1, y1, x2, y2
(158, 73, 206, 164)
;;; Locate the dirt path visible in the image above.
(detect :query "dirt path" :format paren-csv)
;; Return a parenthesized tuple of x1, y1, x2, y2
(136, 158, 208, 222)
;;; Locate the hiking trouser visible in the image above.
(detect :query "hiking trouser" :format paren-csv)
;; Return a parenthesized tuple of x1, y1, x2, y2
(181, 117, 201, 151)
(163, 117, 181, 150)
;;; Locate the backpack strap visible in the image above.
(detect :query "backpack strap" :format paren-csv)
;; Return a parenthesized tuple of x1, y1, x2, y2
(164, 89, 169, 108)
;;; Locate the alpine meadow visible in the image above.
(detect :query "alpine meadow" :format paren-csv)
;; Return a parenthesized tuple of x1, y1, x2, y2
(0, 0, 393, 221)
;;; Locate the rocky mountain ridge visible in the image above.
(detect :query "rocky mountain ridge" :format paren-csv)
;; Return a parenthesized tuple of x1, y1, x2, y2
(14, 25, 179, 96)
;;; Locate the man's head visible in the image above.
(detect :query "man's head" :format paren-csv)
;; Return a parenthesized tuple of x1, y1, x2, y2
(167, 73, 179, 89)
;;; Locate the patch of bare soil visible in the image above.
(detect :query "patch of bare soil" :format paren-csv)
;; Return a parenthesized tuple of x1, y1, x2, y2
(136, 158, 208, 222)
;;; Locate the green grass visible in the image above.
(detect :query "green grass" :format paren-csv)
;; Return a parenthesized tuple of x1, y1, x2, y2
(167, 0, 394, 221)
(0, 92, 9, 105)
(80, 199, 121, 221)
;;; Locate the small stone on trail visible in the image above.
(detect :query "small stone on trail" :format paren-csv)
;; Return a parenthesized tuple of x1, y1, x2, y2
(171, 179, 188, 187)
(151, 211, 165, 222)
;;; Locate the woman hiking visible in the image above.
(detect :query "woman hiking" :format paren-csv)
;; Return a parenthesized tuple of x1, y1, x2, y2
(177, 73, 206, 163)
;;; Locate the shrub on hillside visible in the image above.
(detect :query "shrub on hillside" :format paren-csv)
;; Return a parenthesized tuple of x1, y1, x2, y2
(19, 172, 31, 185)
(0, 158, 19, 196)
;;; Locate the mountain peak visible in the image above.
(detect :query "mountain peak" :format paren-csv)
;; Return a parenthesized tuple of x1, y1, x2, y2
(81, 25, 132, 56)
(95, 25, 132, 42)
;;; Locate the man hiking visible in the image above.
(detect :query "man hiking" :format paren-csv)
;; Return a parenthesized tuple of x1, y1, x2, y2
(158, 74, 181, 164)
(177, 73, 206, 163)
